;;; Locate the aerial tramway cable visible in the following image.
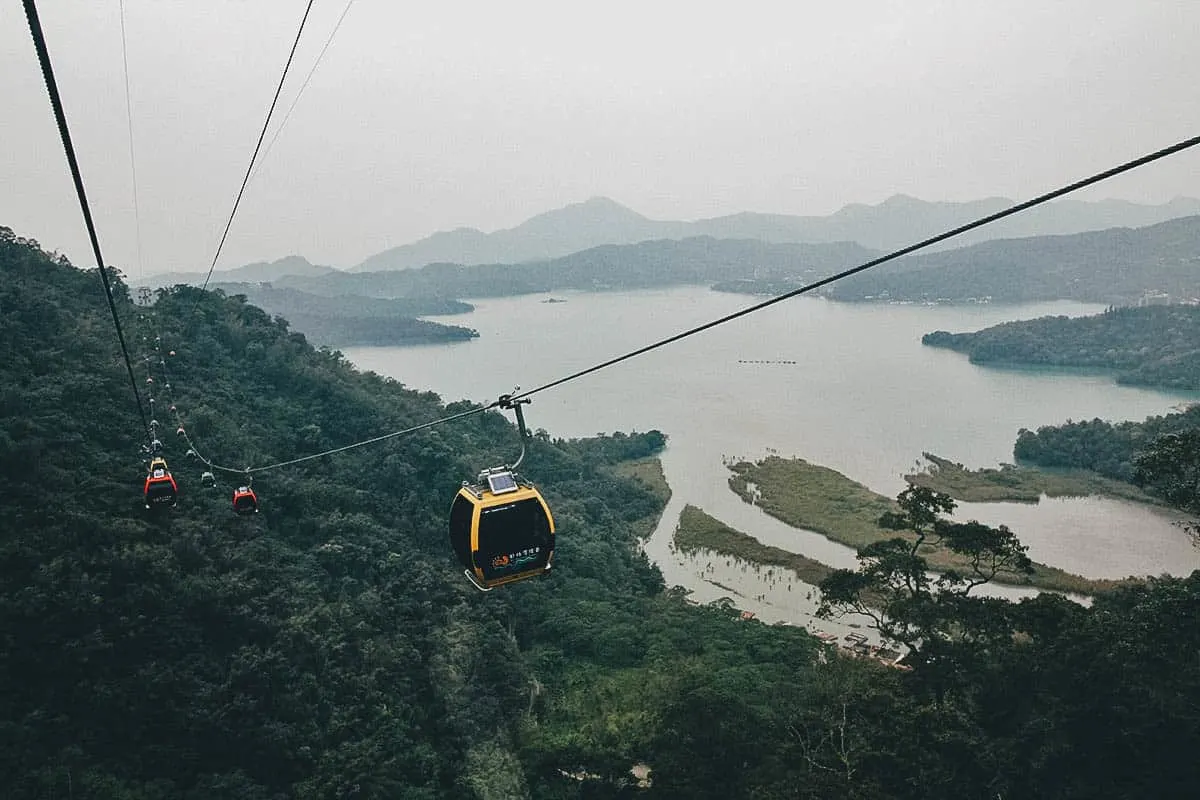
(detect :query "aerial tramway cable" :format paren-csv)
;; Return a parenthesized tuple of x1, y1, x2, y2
(146, 319, 494, 478)
(22, 0, 151, 442)
(204, 404, 494, 477)
(508, 133, 1200, 404)
(194, 0, 318, 301)
(249, 0, 357, 185)
(182, 134, 1200, 477)
(118, 0, 144, 281)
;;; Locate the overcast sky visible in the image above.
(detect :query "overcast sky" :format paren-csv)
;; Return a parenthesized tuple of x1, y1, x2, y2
(3, 0, 1198, 273)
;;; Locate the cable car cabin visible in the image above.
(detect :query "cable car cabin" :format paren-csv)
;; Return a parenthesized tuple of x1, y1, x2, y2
(449, 468, 554, 591)
(143, 457, 178, 509)
(232, 486, 259, 515)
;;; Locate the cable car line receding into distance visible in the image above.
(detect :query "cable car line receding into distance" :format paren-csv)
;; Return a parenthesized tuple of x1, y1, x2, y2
(143, 311, 262, 514)
(188, 404, 495, 478)
(21, 0, 1200, 582)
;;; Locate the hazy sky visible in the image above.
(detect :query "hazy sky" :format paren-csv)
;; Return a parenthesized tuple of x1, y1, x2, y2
(3, 0, 1198, 273)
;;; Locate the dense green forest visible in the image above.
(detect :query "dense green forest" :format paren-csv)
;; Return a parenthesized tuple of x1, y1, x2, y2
(207, 283, 478, 347)
(826, 215, 1200, 304)
(4, 224, 1200, 798)
(1014, 404, 1200, 482)
(924, 305, 1200, 390)
(276, 237, 877, 300)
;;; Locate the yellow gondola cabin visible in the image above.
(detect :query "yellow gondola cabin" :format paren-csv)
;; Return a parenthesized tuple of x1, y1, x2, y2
(449, 467, 555, 591)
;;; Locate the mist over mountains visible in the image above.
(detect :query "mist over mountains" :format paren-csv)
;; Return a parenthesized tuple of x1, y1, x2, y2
(139, 194, 1200, 288)
(276, 237, 878, 300)
(350, 194, 1200, 272)
(250, 213, 1200, 306)
(140, 255, 337, 289)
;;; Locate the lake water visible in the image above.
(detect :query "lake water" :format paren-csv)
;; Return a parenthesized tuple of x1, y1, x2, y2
(344, 287, 1200, 631)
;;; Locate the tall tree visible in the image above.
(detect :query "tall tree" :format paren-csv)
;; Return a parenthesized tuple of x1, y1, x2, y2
(1134, 430, 1200, 543)
(818, 487, 1033, 654)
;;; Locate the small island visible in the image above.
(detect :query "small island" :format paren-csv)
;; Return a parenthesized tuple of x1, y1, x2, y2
(674, 504, 834, 588)
(710, 279, 802, 296)
(727, 456, 1131, 595)
(923, 304, 1200, 391)
(905, 452, 1166, 506)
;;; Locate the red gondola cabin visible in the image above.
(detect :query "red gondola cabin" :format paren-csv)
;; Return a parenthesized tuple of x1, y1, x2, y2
(144, 457, 178, 508)
(232, 485, 259, 515)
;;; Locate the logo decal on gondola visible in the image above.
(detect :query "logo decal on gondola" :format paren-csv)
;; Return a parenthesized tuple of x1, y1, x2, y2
(491, 547, 541, 570)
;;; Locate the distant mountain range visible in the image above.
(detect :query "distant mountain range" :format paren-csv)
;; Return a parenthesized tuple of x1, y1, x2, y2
(140, 255, 336, 289)
(277, 237, 878, 300)
(218, 214, 1200, 308)
(137, 195, 1200, 304)
(351, 195, 1200, 272)
(826, 215, 1200, 305)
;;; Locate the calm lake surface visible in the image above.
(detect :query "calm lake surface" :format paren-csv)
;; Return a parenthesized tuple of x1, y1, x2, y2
(344, 287, 1200, 629)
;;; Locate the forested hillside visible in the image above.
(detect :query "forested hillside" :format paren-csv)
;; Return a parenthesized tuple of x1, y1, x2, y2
(4, 225, 1200, 799)
(924, 305, 1200, 390)
(1014, 404, 1200, 482)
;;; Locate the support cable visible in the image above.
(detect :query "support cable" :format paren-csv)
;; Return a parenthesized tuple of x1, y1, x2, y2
(152, 321, 494, 476)
(242, 404, 495, 475)
(194, 135, 1200, 477)
(151, 330, 252, 475)
(194, 0, 317, 300)
(250, 0, 356, 184)
(509, 133, 1200, 403)
(118, 0, 144, 280)
(23, 0, 150, 441)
